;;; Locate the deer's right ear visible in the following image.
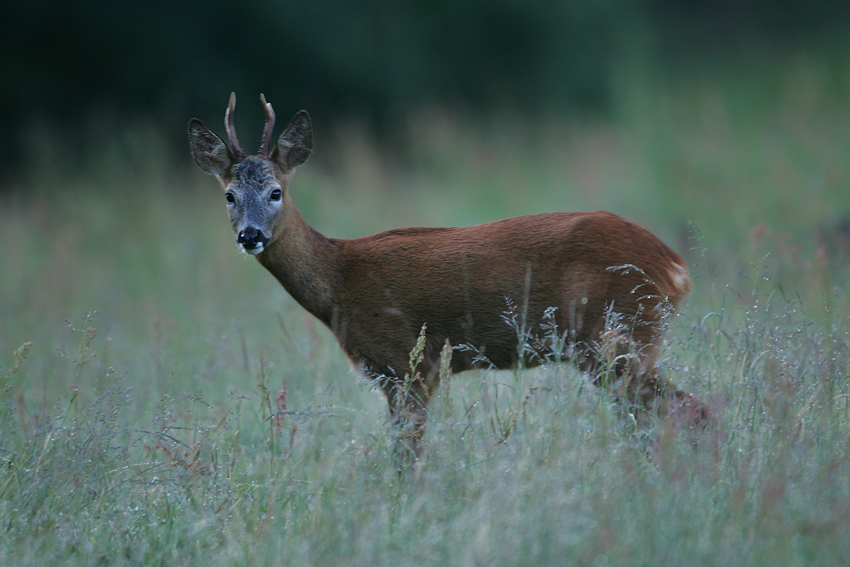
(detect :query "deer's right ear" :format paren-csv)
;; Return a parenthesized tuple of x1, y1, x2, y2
(188, 119, 232, 175)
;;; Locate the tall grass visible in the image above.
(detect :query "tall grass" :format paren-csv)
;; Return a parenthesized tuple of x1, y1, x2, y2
(1, 56, 849, 565)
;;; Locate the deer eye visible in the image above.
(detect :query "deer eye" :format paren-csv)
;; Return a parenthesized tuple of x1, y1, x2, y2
(270, 189, 282, 201)
(225, 192, 235, 204)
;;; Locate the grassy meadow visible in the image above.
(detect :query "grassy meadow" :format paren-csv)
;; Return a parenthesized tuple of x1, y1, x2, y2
(2, 57, 850, 565)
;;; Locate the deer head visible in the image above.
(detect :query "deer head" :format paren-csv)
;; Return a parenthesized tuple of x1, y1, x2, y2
(188, 93, 313, 254)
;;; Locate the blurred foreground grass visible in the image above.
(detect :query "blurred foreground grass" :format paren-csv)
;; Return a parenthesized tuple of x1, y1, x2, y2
(1, 57, 849, 565)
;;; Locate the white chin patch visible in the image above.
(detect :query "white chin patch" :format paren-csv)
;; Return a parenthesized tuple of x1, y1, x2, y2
(241, 245, 264, 255)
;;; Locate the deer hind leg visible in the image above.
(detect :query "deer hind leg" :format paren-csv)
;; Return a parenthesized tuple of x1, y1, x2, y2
(583, 326, 706, 426)
(622, 335, 709, 426)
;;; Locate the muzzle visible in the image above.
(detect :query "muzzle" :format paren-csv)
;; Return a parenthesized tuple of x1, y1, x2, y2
(237, 227, 269, 254)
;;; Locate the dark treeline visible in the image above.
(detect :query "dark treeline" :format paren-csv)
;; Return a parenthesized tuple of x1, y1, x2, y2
(1, 0, 848, 173)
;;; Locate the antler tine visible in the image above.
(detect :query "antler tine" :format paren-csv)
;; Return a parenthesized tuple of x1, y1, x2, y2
(259, 93, 276, 158)
(224, 92, 247, 160)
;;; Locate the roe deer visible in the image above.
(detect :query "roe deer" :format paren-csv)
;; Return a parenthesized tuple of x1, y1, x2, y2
(188, 94, 706, 460)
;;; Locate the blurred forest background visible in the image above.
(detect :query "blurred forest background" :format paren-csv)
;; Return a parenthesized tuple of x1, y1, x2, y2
(2, 0, 850, 176)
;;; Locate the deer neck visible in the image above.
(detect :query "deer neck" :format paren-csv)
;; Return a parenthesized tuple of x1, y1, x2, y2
(257, 195, 341, 326)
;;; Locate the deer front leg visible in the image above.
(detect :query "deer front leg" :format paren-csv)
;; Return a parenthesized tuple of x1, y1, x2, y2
(379, 371, 439, 470)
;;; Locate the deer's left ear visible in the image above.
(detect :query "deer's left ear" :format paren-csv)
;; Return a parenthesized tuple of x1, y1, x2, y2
(188, 119, 232, 175)
(272, 111, 313, 171)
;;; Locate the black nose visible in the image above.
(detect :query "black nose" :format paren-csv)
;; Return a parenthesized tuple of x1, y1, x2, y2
(237, 227, 269, 251)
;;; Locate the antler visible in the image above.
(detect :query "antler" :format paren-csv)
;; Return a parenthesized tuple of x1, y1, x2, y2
(259, 93, 276, 158)
(224, 92, 247, 160)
